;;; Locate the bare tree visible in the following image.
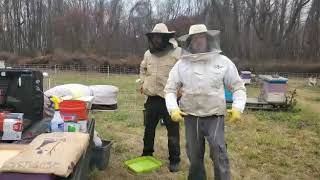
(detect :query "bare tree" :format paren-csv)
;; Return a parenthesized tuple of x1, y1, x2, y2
(0, 0, 318, 62)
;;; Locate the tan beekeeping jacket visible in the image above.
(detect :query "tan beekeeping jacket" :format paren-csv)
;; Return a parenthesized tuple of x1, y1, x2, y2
(140, 43, 181, 98)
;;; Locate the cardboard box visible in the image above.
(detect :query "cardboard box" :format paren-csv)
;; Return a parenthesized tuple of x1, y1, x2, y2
(0, 113, 24, 140)
(78, 120, 87, 133)
(64, 122, 80, 132)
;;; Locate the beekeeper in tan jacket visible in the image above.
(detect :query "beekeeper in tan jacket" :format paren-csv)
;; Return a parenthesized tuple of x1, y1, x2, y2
(165, 24, 246, 180)
(139, 23, 182, 172)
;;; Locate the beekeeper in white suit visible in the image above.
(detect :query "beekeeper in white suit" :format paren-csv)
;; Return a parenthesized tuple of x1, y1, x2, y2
(165, 24, 246, 180)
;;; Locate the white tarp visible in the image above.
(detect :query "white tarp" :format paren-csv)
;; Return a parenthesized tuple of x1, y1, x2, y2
(44, 84, 92, 98)
(44, 84, 118, 117)
(89, 85, 118, 105)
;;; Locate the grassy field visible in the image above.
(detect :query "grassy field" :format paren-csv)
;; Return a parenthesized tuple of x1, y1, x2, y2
(51, 72, 320, 180)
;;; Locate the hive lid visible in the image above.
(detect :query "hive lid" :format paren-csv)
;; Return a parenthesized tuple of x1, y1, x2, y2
(259, 75, 288, 83)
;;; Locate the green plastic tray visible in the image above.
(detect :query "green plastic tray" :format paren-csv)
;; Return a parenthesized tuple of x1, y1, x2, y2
(125, 156, 162, 174)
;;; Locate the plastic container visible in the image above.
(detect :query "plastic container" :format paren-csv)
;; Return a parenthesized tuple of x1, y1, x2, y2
(78, 120, 87, 133)
(60, 100, 88, 121)
(51, 110, 64, 132)
(124, 156, 162, 174)
(90, 140, 112, 170)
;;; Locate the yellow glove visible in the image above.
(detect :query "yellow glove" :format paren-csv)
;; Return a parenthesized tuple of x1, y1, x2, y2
(49, 95, 62, 110)
(171, 109, 187, 122)
(227, 108, 241, 123)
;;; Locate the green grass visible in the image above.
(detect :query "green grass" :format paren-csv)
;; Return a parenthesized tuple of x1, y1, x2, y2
(50, 72, 320, 180)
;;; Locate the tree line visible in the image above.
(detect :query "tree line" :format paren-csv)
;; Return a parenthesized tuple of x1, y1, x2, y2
(0, 0, 319, 62)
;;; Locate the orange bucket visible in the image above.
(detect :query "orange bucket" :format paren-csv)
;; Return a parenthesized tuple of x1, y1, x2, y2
(60, 100, 88, 121)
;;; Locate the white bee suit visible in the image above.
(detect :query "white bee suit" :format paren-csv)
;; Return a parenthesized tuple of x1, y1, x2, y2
(164, 47, 246, 117)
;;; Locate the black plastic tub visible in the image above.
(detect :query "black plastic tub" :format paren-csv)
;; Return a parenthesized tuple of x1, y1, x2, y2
(90, 140, 112, 170)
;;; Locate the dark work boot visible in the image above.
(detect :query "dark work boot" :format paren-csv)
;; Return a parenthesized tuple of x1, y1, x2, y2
(169, 161, 180, 172)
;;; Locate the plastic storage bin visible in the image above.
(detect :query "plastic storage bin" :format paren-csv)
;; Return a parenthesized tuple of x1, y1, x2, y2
(124, 156, 162, 174)
(90, 140, 112, 170)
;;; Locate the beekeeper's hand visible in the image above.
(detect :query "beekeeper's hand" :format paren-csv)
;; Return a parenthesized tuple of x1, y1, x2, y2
(227, 108, 241, 123)
(171, 108, 187, 122)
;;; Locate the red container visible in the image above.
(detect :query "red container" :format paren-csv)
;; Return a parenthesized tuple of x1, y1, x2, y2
(59, 100, 88, 121)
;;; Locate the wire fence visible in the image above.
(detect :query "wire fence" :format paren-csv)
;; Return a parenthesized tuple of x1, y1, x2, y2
(7, 64, 140, 76)
(5, 63, 320, 79)
(3, 64, 319, 114)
